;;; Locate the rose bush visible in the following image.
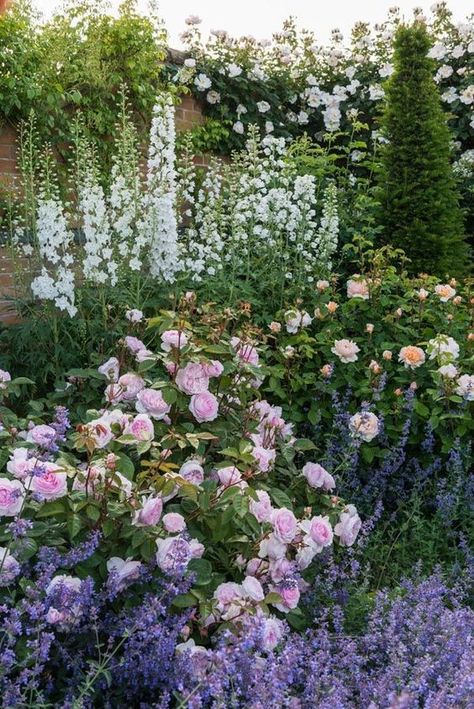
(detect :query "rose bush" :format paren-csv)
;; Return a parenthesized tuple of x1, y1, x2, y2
(0, 300, 361, 642)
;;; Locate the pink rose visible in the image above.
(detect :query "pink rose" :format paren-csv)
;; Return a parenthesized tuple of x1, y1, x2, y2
(125, 414, 154, 442)
(249, 489, 273, 522)
(118, 373, 145, 401)
(273, 579, 300, 611)
(217, 466, 241, 487)
(331, 339, 360, 363)
(136, 388, 171, 420)
(162, 512, 186, 533)
(105, 383, 124, 404)
(214, 582, 243, 609)
(161, 330, 189, 352)
(135, 349, 155, 363)
(334, 505, 361, 546)
(98, 357, 120, 381)
(202, 360, 224, 378)
(302, 462, 335, 491)
(242, 575, 264, 602)
(179, 460, 205, 485)
(107, 557, 142, 589)
(87, 419, 115, 449)
(262, 617, 283, 651)
(271, 508, 297, 544)
(0, 369, 11, 389)
(133, 496, 163, 526)
(189, 392, 219, 423)
(30, 464, 67, 501)
(347, 276, 369, 299)
(125, 309, 143, 323)
(231, 337, 259, 366)
(46, 574, 82, 595)
(251, 445, 276, 472)
(27, 424, 56, 447)
(7, 448, 36, 480)
(308, 515, 333, 547)
(0, 547, 20, 586)
(269, 558, 294, 584)
(258, 534, 287, 560)
(0, 478, 24, 516)
(125, 336, 146, 354)
(175, 363, 210, 395)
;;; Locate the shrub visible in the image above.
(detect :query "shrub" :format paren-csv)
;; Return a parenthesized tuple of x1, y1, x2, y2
(378, 22, 468, 275)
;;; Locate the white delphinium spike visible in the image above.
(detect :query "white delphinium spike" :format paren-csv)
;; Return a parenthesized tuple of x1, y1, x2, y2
(79, 173, 118, 286)
(314, 182, 339, 270)
(180, 159, 224, 281)
(30, 183, 77, 317)
(138, 94, 179, 282)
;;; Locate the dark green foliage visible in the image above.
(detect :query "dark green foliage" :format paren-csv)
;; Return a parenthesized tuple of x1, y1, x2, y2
(378, 22, 469, 275)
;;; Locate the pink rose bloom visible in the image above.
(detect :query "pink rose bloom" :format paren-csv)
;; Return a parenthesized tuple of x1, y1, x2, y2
(133, 496, 163, 526)
(162, 512, 186, 533)
(262, 617, 284, 651)
(214, 582, 243, 609)
(217, 466, 241, 487)
(246, 557, 267, 576)
(179, 460, 205, 485)
(7, 448, 36, 480)
(320, 364, 333, 378)
(107, 557, 142, 589)
(308, 515, 333, 547)
(316, 279, 330, 291)
(165, 361, 178, 376)
(269, 558, 294, 584)
(349, 411, 380, 442)
(125, 336, 146, 354)
(302, 462, 335, 491)
(175, 363, 210, 395)
(231, 337, 259, 366)
(98, 357, 120, 381)
(334, 505, 361, 546)
(271, 508, 297, 544)
(0, 478, 24, 516)
(249, 489, 273, 522)
(242, 575, 264, 602)
(87, 419, 115, 449)
(202, 360, 224, 378)
(399, 346, 426, 369)
(347, 276, 369, 299)
(331, 339, 360, 363)
(269, 321, 282, 333)
(251, 445, 276, 472)
(136, 388, 171, 420)
(274, 580, 300, 611)
(125, 308, 143, 323)
(258, 534, 287, 560)
(0, 369, 12, 389)
(125, 414, 154, 442)
(135, 349, 155, 363)
(0, 547, 20, 586)
(161, 330, 189, 352)
(118, 373, 145, 401)
(189, 392, 219, 423)
(46, 574, 82, 595)
(456, 374, 474, 401)
(190, 538, 205, 558)
(104, 383, 124, 404)
(27, 424, 56, 447)
(30, 464, 67, 501)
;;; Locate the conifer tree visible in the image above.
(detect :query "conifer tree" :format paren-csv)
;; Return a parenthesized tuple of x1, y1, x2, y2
(379, 22, 468, 275)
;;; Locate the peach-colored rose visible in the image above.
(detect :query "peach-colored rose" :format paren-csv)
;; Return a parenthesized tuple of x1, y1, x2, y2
(347, 276, 369, 300)
(382, 350, 392, 360)
(369, 360, 381, 374)
(416, 288, 428, 301)
(316, 279, 330, 291)
(435, 284, 456, 302)
(398, 346, 426, 369)
(349, 411, 380, 442)
(320, 364, 333, 378)
(365, 323, 374, 334)
(327, 301, 338, 314)
(269, 321, 281, 333)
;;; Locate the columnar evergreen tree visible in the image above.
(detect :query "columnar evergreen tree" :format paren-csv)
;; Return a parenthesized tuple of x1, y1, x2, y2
(379, 22, 469, 275)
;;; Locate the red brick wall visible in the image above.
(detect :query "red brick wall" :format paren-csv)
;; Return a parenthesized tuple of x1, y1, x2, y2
(0, 94, 207, 323)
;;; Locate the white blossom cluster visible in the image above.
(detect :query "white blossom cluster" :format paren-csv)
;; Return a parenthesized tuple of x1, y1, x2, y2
(79, 175, 118, 287)
(30, 193, 77, 317)
(137, 94, 180, 282)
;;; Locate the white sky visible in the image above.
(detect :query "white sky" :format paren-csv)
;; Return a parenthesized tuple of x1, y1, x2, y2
(33, 1, 472, 46)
